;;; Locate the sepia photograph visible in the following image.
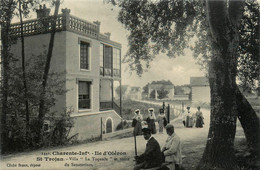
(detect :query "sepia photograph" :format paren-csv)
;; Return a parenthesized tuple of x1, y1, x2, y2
(0, 0, 259, 169)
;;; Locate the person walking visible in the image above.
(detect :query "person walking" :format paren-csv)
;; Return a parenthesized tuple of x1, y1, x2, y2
(162, 124, 182, 170)
(133, 109, 143, 135)
(157, 109, 167, 133)
(195, 106, 204, 128)
(147, 108, 157, 134)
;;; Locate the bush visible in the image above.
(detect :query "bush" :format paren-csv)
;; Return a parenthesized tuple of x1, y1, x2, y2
(116, 120, 131, 130)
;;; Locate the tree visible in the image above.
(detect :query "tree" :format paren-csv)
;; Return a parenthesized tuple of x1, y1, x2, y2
(143, 80, 173, 99)
(18, 0, 31, 141)
(157, 88, 169, 99)
(0, 0, 16, 153)
(109, 0, 259, 169)
(38, 0, 61, 141)
(1, 0, 65, 152)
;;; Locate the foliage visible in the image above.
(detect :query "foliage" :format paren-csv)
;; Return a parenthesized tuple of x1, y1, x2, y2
(174, 86, 185, 95)
(115, 85, 128, 97)
(157, 89, 169, 99)
(143, 80, 173, 94)
(237, 0, 259, 91)
(149, 89, 155, 98)
(46, 108, 76, 146)
(110, 0, 259, 90)
(114, 0, 200, 75)
(2, 50, 68, 152)
(116, 120, 131, 130)
(192, 0, 259, 91)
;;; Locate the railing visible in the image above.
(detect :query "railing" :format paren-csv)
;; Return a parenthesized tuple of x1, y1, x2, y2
(104, 68, 112, 76)
(113, 69, 120, 77)
(100, 101, 113, 110)
(10, 12, 99, 39)
(79, 99, 91, 109)
(112, 101, 121, 115)
(100, 101, 121, 115)
(68, 15, 99, 38)
(100, 67, 121, 78)
(10, 15, 64, 37)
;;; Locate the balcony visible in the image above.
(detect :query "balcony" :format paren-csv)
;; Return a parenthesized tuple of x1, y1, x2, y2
(113, 69, 120, 77)
(10, 10, 99, 39)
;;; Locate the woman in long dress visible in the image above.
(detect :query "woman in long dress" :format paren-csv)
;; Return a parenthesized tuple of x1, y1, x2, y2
(185, 106, 193, 128)
(195, 106, 204, 128)
(157, 109, 167, 133)
(133, 109, 143, 135)
(147, 108, 157, 134)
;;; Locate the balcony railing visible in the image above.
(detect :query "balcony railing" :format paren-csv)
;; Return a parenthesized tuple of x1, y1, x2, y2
(113, 69, 120, 77)
(100, 67, 121, 78)
(10, 11, 99, 39)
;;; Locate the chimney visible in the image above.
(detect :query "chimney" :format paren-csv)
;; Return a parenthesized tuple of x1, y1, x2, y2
(104, 32, 111, 40)
(36, 4, 50, 18)
(62, 8, 71, 15)
(93, 21, 101, 26)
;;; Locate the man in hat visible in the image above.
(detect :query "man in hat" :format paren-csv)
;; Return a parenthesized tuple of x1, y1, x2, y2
(162, 124, 182, 170)
(134, 128, 163, 170)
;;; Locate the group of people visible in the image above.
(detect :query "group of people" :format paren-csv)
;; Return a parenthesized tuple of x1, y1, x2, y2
(134, 124, 182, 170)
(182, 106, 204, 128)
(131, 106, 204, 169)
(132, 108, 168, 136)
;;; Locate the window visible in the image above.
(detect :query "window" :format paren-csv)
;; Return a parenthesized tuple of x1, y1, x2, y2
(113, 48, 120, 70)
(80, 41, 89, 70)
(100, 44, 104, 67)
(104, 45, 112, 76)
(100, 44, 104, 75)
(78, 81, 91, 109)
(113, 48, 120, 77)
(104, 45, 112, 69)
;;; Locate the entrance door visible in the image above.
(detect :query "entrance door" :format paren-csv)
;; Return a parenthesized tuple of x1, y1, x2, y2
(106, 118, 112, 133)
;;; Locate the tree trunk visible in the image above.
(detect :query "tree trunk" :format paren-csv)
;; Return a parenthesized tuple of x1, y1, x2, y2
(18, 0, 30, 141)
(38, 0, 60, 139)
(198, 1, 244, 169)
(1, 0, 15, 153)
(236, 85, 260, 156)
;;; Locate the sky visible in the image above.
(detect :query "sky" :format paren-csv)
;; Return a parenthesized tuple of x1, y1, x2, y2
(22, 0, 206, 87)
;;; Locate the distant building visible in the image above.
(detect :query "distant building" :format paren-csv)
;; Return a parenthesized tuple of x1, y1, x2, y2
(123, 86, 142, 100)
(9, 6, 122, 140)
(190, 77, 210, 104)
(181, 86, 191, 95)
(148, 84, 175, 100)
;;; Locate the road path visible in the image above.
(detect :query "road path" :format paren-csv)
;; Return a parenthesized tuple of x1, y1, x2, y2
(0, 108, 210, 170)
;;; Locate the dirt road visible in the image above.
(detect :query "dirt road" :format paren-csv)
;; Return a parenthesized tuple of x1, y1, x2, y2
(0, 108, 210, 170)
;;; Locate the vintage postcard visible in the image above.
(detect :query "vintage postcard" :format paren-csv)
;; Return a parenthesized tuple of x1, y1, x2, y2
(1, 0, 259, 170)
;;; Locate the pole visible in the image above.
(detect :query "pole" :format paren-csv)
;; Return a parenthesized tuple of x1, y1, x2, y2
(163, 102, 165, 112)
(101, 117, 103, 141)
(167, 104, 170, 123)
(134, 132, 137, 156)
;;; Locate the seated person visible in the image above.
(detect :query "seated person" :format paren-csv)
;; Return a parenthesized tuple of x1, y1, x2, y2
(134, 128, 163, 170)
(162, 124, 182, 170)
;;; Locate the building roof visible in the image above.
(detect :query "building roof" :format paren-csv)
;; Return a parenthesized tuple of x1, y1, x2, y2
(9, 7, 121, 48)
(190, 77, 209, 86)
